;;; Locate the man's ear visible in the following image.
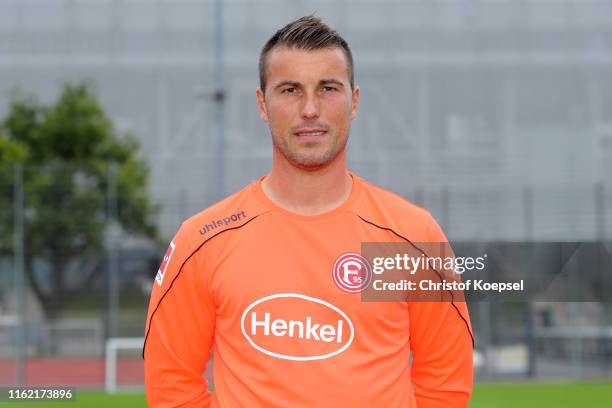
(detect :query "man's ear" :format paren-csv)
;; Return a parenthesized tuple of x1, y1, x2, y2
(350, 85, 360, 120)
(256, 87, 269, 122)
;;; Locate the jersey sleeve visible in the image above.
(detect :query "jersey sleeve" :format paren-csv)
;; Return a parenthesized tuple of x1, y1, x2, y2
(144, 225, 216, 407)
(408, 214, 474, 408)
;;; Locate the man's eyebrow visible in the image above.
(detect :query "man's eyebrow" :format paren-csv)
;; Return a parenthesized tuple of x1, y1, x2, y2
(273, 80, 301, 91)
(319, 79, 345, 87)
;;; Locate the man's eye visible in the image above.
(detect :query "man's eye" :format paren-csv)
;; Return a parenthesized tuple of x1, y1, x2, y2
(283, 87, 296, 94)
(323, 86, 337, 92)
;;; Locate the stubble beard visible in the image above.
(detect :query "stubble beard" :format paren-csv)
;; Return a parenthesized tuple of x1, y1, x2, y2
(272, 127, 349, 171)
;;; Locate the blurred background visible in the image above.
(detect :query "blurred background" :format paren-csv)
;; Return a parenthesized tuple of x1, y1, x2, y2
(0, 0, 611, 404)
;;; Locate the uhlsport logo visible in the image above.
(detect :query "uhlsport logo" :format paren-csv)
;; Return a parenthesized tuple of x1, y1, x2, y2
(240, 293, 354, 361)
(155, 241, 175, 286)
(332, 253, 372, 293)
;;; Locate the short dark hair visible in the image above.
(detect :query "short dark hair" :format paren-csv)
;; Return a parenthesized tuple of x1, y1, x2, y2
(258, 15, 354, 94)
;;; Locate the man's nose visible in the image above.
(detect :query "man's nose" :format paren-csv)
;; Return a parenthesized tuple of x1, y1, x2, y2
(300, 94, 320, 119)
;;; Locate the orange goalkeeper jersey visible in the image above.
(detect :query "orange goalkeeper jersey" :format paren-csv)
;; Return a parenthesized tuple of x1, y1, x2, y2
(144, 173, 474, 407)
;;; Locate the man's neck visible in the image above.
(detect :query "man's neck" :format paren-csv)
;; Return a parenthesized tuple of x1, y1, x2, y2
(262, 153, 353, 216)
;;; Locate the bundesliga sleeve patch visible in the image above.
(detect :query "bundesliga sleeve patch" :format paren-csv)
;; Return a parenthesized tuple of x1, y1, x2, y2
(155, 241, 176, 286)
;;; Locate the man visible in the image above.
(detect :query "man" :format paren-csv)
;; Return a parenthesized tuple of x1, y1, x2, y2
(144, 15, 473, 407)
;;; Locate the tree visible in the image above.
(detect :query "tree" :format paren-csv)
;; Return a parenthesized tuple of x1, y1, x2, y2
(0, 82, 159, 320)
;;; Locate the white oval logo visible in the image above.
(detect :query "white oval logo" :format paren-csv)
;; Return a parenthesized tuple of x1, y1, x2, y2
(240, 293, 354, 361)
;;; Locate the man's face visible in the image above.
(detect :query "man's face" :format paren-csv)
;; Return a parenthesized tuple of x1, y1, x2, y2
(256, 46, 360, 170)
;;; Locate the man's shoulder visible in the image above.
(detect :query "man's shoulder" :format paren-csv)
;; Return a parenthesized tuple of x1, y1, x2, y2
(352, 175, 439, 240)
(175, 181, 269, 247)
(355, 175, 432, 220)
(358, 177, 430, 217)
(148, 181, 269, 306)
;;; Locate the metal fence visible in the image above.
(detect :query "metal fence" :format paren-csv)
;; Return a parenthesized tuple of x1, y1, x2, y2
(0, 161, 153, 386)
(1, 161, 612, 386)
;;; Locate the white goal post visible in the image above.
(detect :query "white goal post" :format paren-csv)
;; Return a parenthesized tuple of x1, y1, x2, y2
(105, 337, 144, 393)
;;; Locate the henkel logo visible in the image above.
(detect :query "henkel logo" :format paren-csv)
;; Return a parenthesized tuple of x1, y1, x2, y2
(332, 253, 372, 293)
(240, 293, 354, 361)
(155, 241, 175, 286)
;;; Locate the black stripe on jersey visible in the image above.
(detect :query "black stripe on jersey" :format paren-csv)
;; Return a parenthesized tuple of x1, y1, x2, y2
(353, 214, 475, 349)
(142, 215, 262, 359)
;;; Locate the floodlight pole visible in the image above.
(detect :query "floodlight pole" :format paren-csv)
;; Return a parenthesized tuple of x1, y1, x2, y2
(107, 164, 119, 339)
(14, 163, 25, 386)
(213, 0, 226, 199)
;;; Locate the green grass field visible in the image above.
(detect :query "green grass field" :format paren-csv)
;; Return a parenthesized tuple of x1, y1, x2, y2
(469, 381, 612, 407)
(1, 382, 611, 407)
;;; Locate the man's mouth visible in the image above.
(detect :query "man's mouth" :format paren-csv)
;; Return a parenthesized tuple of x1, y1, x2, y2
(294, 128, 328, 138)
